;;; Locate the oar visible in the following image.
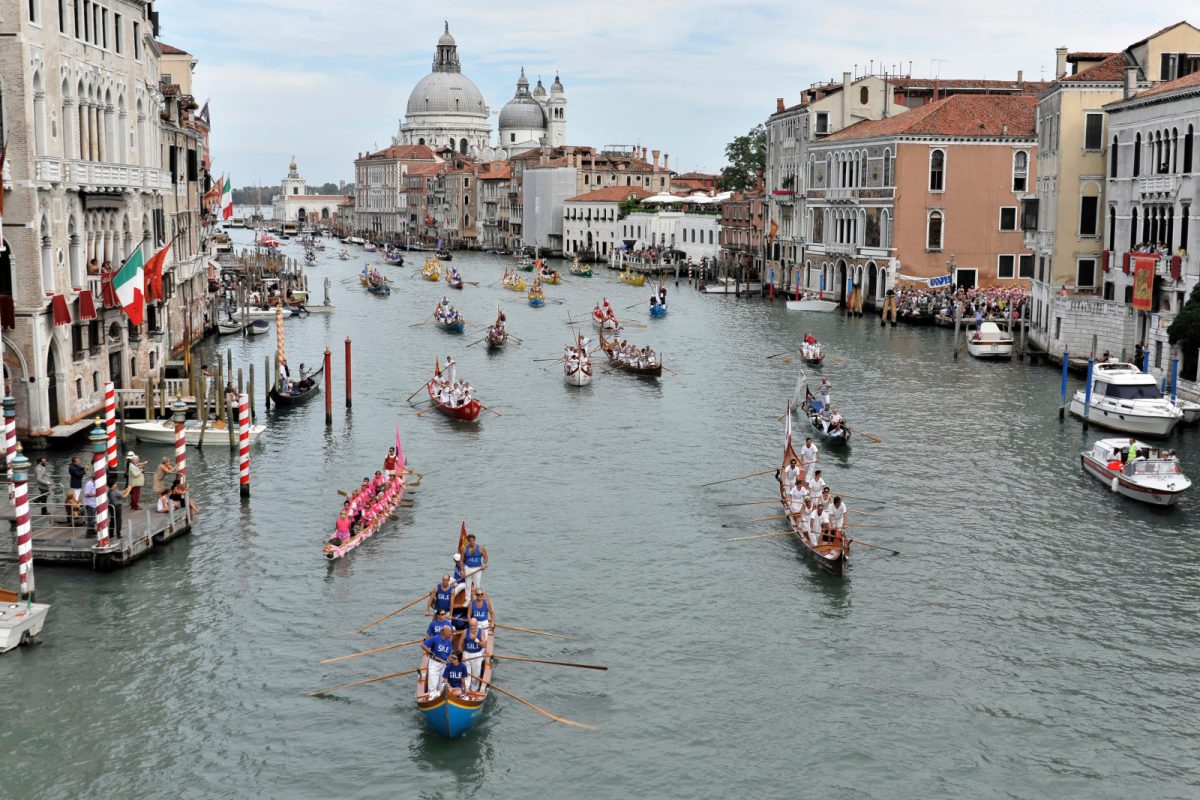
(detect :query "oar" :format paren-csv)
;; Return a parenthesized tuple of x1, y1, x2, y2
(845, 426, 883, 443)
(415, 406, 439, 416)
(306, 667, 421, 697)
(624, 299, 648, 310)
(848, 509, 890, 518)
(319, 637, 423, 664)
(722, 514, 786, 527)
(405, 382, 431, 402)
(726, 530, 793, 542)
(661, 365, 680, 376)
(848, 536, 902, 555)
(478, 402, 502, 417)
(463, 280, 480, 287)
(465, 337, 487, 348)
(357, 593, 428, 632)
(472, 674, 596, 730)
(493, 654, 608, 671)
(699, 469, 776, 488)
(493, 623, 572, 640)
(766, 349, 799, 360)
(845, 523, 895, 530)
(532, 357, 566, 363)
(408, 316, 434, 327)
(716, 499, 778, 508)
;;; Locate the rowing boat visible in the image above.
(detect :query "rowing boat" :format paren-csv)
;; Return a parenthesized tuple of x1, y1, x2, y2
(416, 526, 495, 737)
(271, 363, 323, 406)
(446, 271, 464, 290)
(569, 259, 592, 277)
(564, 333, 593, 386)
(486, 310, 508, 350)
(539, 270, 561, 285)
(649, 303, 667, 318)
(422, 257, 442, 281)
(598, 326, 662, 378)
(367, 281, 391, 296)
(779, 409, 849, 575)
(502, 276, 526, 292)
(425, 360, 481, 421)
(619, 270, 646, 287)
(435, 303, 466, 334)
(324, 458, 411, 560)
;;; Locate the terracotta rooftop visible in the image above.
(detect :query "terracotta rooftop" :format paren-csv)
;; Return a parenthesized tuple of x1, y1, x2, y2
(1067, 51, 1116, 62)
(1118, 69, 1200, 103)
(822, 94, 1037, 142)
(889, 77, 1051, 95)
(565, 186, 653, 203)
(1060, 52, 1128, 83)
(673, 171, 719, 180)
(477, 162, 513, 180)
(360, 145, 438, 162)
(404, 164, 446, 177)
(157, 42, 189, 55)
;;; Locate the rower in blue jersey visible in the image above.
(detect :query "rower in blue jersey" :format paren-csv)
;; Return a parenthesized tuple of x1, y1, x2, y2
(421, 625, 455, 699)
(442, 653, 470, 699)
(426, 610, 452, 638)
(462, 617, 486, 691)
(470, 587, 494, 642)
(461, 533, 489, 603)
(427, 574, 458, 617)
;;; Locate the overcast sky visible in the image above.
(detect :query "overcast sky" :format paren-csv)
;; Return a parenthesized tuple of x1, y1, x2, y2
(159, 2, 1187, 187)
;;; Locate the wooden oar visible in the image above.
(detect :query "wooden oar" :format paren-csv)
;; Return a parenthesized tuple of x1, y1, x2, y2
(661, 365, 680, 376)
(847, 536, 901, 555)
(408, 316, 434, 327)
(464, 337, 487, 348)
(845, 523, 895, 530)
(472, 674, 596, 730)
(493, 654, 607, 671)
(625, 299, 648, 310)
(415, 406, 439, 416)
(699, 469, 776, 488)
(716, 499, 778, 508)
(320, 637, 423, 664)
(847, 509, 889, 518)
(493, 623, 572, 640)
(766, 349, 799, 360)
(357, 594, 428, 632)
(405, 382, 431, 402)
(845, 426, 883, 443)
(726, 530, 793, 542)
(722, 514, 786, 527)
(478, 402, 502, 417)
(306, 667, 420, 697)
(532, 357, 566, 362)
(463, 280, 480, 287)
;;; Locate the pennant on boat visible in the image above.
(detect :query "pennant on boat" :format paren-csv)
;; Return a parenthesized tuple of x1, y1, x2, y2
(394, 425, 405, 469)
(112, 243, 146, 325)
(784, 403, 792, 446)
(457, 521, 468, 554)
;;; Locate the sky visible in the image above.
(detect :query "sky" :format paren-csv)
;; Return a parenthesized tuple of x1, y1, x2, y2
(159, 2, 1188, 187)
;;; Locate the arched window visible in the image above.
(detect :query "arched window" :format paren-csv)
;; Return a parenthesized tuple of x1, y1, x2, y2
(929, 149, 945, 191)
(1012, 151, 1028, 192)
(926, 210, 943, 249)
(417, 137, 425, 145)
(92, 371, 100, 392)
(881, 210, 892, 248)
(1108, 206, 1116, 251)
(859, 86, 869, 105)
(883, 149, 892, 187)
(1110, 136, 1119, 178)
(1172, 127, 1179, 173)
(1185, 124, 1194, 174)
(459, 138, 467, 155)
(32, 71, 47, 156)
(39, 217, 53, 293)
(1133, 132, 1142, 176)
(860, 152, 867, 187)
(1129, 207, 1139, 250)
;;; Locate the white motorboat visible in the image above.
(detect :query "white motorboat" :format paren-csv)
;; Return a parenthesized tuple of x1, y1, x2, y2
(965, 321, 1013, 359)
(247, 319, 271, 335)
(345, 236, 365, 245)
(217, 319, 249, 336)
(786, 295, 838, 313)
(1080, 438, 1191, 505)
(125, 418, 267, 446)
(701, 276, 762, 295)
(1068, 362, 1184, 437)
(0, 589, 50, 654)
(1174, 398, 1200, 424)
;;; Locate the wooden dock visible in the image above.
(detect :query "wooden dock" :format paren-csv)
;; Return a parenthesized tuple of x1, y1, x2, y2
(2, 494, 194, 571)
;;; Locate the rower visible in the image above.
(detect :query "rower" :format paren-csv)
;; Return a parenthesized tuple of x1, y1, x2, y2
(420, 624, 456, 699)
(470, 588, 493, 642)
(812, 502, 831, 545)
(427, 574, 458, 617)
(819, 377, 832, 408)
(461, 533, 487, 602)
(799, 437, 820, 481)
(462, 618, 486, 691)
(784, 458, 802, 487)
(425, 609, 453, 638)
(787, 479, 809, 514)
(828, 496, 847, 536)
(810, 469, 827, 497)
(442, 653, 470, 699)
(383, 447, 398, 474)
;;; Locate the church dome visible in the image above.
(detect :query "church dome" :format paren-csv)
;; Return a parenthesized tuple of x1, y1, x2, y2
(499, 68, 547, 130)
(406, 72, 487, 117)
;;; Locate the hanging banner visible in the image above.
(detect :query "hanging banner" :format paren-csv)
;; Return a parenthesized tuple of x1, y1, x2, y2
(1132, 256, 1155, 311)
(896, 272, 953, 288)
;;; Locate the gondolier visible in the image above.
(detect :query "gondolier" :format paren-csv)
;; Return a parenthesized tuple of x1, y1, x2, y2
(799, 437, 819, 480)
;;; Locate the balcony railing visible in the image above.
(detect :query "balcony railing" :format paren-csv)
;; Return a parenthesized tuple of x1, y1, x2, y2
(35, 157, 171, 192)
(1139, 175, 1180, 196)
(826, 187, 858, 201)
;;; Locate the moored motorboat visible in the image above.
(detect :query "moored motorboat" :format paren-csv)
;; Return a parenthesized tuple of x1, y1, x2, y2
(218, 318, 249, 336)
(1079, 438, 1191, 505)
(965, 321, 1013, 359)
(247, 319, 271, 335)
(0, 588, 50, 655)
(1174, 398, 1200, 424)
(563, 333, 593, 386)
(126, 418, 267, 446)
(786, 294, 838, 313)
(1068, 362, 1183, 437)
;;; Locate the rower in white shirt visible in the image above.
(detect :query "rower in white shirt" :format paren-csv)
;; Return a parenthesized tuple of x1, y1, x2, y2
(799, 437, 820, 481)
(828, 496, 847, 535)
(787, 480, 808, 514)
(784, 458, 802, 487)
(813, 502, 831, 545)
(809, 470, 827, 497)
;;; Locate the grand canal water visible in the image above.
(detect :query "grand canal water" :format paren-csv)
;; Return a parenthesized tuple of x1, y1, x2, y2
(3, 231, 1198, 799)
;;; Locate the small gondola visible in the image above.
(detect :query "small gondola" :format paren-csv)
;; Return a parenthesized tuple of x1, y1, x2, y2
(486, 311, 508, 350)
(801, 392, 851, 446)
(597, 327, 663, 378)
(271, 364, 323, 406)
(436, 249, 453, 261)
(425, 361, 482, 421)
(779, 411, 849, 575)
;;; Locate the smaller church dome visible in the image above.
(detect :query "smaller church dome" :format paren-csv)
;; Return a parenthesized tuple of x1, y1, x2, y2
(551, 73, 564, 94)
(437, 21, 455, 46)
(533, 78, 547, 98)
(499, 67, 547, 131)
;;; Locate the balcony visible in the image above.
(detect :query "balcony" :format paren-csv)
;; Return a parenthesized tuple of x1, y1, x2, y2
(826, 187, 858, 202)
(35, 157, 171, 192)
(1139, 175, 1180, 197)
(825, 242, 856, 255)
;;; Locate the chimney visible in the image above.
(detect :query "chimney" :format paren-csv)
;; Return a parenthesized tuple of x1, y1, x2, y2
(1055, 46, 1068, 80)
(777, 97, 785, 113)
(1124, 66, 1139, 99)
(663, 153, 669, 170)
(842, 71, 852, 91)
(652, 149, 660, 169)
(1017, 69, 1024, 84)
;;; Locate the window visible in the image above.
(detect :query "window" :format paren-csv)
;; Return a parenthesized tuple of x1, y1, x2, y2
(1108, 206, 1117, 251)
(1133, 132, 1141, 176)
(883, 149, 892, 186)
(28, 0, 39, 24)
(1019, 254, 1034, 278)
(859, 87, 869, 105)
(999, 207, 1017, 231)
(815, 112, 829, 135)
(58, 0, 65, 31)
(998, 254, 1016, 279)
(101, 8, 107, 47)
(1079, 195, 1099, 236)
(1012, 151, 1028, 192)
(114, 13, 121, 52)
(1186, 124, 1194, 173)
(1077, 258, 1097, 288)
(1084, 112, 1103, 150)
(929, 149, 945, 191)
(133, 21, 141, 59)
(926, 210, 943, 250)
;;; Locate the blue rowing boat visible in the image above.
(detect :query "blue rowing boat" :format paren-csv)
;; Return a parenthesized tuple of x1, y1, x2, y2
(528, 296, 545, 308)
(649, 304, 667, 318)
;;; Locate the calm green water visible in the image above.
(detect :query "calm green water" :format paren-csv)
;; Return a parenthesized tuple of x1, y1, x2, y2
(3, 231, 1198, 800)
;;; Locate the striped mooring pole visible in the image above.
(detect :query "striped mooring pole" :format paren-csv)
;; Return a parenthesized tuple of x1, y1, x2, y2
(90, 424, 110, 549)
(12, 450, 34, 600)
(237, 393, 251, 499)
(173, 400, 188, 482)
(104, 381, 117, 470)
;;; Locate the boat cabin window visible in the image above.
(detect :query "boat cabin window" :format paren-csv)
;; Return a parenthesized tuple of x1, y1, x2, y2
(1102, 383, 1162, 400)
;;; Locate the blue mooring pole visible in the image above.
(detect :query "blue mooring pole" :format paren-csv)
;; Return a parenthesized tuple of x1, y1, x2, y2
(1141, 347, 1150, 373)
(1059, 344, 1069, 420)
(1082, 353, 1095, 432)
(1170, 350, 1179, 402)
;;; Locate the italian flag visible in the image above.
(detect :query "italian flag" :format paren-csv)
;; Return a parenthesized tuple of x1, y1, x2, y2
(113, 244, 145, 325)
(221, 175, 233, 220)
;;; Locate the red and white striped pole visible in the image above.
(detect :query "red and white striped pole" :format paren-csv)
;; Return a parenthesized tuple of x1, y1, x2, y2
(172, 400, 187, 482)
(103, 380, 117, 471)
(90, 424, 110, 548)
(237, 393, 250, 498)
(11, 451, 34, 600)
(3, 396, 16, 489)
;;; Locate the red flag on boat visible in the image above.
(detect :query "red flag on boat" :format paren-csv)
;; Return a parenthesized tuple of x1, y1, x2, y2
(457, 522, 468, 554)
(394, 425, 405, 470)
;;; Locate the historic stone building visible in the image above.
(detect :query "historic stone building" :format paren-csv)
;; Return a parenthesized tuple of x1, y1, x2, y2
(271, 159, 348, 225)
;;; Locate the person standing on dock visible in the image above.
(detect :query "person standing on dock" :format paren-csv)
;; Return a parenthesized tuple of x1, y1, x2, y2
(109, 483, 127, 538)
(461, 533, 487, 599)
(153, 457, 176, 495)
(68, 457, 84, 503)
(35, 457, 51, 517)
(82, 472, 97, 537)
(126, 453, 145, 511)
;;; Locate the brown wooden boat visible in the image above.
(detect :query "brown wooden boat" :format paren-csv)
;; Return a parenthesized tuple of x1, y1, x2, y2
(598, 327, 662, 378)
(778, 416, 849, 575)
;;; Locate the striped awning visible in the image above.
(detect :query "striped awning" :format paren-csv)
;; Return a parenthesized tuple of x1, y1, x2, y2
(77, 290, 97, 321)
(51, 293, 72, 326)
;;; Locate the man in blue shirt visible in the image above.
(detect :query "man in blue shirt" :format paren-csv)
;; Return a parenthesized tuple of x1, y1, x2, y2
(461, 533, 488, 604)
(442, 653, 470, 699)
(426, 574, 458, 618)
(426, 610, 452, 638)
(462, 617, 486, 691)
(421, 624, 455, 698)
(68, 457, 85, 502)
